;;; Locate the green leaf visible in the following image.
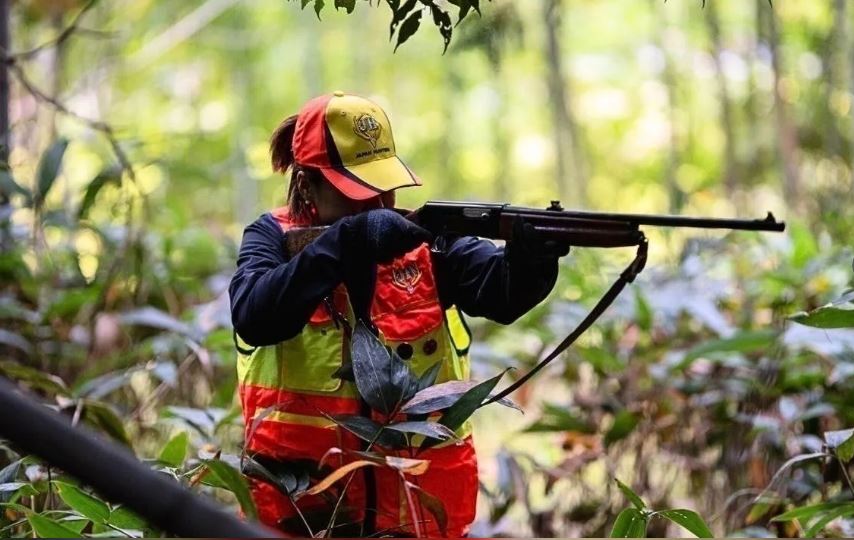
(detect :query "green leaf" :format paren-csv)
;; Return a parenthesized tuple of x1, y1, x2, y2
(634, 288, 653, 332)
(386, 420, 458, 441)
(241, 456, 305, 498)
(605, 410, 639, 447)
(351, 322, 416, 415)
(422, 369, 510, 450)
(413, 362, 442, 394)
(824, 429, 854, 462)
(27, 513, 83, 538)
(158, 431, 189, 467)
(78, 167, 122, 220)
(658, 509, 713, 538)
(678, 330, 778, 368)
(401, 378, 519, 415)
(34, 138, 69, 208)
(523, 402, 595, 433)
(405, 480, 448, 536)
(201, 459, 257, 520)
(329, 414, 406, 448)
(334, 0, 355, 13)
(0, 168, 32, 206)
(610, 507, 648, 538)
(803, 505, 854, 537)
(789, 305, 854, 329)
(0, 361, 68, 397)
(390, 0, 417, 39)
(81, 400, 131, 446)
(53, 481, 110, 524)
(313, 0, 324, 19)
(394, 7, 423, 52)
(615, 479, 646, 510)
(108, 505, 147, 530)
(772, 502, 852, 523)
(427, 0, 453, 53)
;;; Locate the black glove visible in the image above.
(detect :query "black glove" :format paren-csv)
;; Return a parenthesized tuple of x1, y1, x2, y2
(339, 209, 432, 321)
(342, 208, 433, 263)
(506, 216, 570, 264)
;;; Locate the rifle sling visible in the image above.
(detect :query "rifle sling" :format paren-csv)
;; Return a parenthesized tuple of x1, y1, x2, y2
(485, 234, 649, 405)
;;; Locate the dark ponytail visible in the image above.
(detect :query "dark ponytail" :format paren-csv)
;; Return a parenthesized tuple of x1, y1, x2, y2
(270, 115, 322, 222)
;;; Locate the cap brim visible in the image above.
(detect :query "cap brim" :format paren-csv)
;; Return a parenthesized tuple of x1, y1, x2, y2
(321, 155, 421, 200)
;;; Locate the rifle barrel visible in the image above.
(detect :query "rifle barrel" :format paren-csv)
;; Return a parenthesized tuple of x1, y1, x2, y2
(423, 201, 786, 232)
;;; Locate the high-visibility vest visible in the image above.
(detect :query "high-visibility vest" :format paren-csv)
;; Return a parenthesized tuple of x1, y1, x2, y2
(236, 205, 474, 468)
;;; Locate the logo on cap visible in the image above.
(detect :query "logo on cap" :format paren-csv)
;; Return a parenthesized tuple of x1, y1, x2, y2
(353, 114, 382, 149)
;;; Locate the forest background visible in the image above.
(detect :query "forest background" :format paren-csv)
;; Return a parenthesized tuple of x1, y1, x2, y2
(1, 0, 853, 537)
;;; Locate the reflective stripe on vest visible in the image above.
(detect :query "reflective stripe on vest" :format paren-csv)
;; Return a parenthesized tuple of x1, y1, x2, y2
(237, 207, 474, 456)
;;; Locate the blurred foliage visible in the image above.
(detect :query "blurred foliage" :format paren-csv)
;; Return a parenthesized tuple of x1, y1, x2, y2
(1, 0, 854, 537)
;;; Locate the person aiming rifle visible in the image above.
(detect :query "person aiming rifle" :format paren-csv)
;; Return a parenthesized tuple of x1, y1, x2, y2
(228, 92, 569, 536)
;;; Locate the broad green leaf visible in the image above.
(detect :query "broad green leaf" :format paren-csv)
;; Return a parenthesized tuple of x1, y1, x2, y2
(523, 402, 595, 433)
(610, 507, 648, 538)
(634, 288, 653, 332)
(412, 362, 442, 395)
(789, 305, 854, 329)
(119, 307, 199, 340)
(394, 8, 423, 52)
(81, 400, 131, 446)
(0, 360, 68, 396)
(605, 410, 639, 447)
(0, 459, 22, 503)
(386, 420, 458, 441)
(615, 479, 646, 510)
(679, 330, 778, 368)
(334, 0, 355, 13)
(389, 0, 417, 38)
(658, 509, 713, 538)
(78, 167, 122, 219)
(401, 377, 519, 415)
(803, 505, 854, 537)
(53, 481, 110, 524)
(0, 168, 32, 206)
(824, 429, 854, 463)
(350, 322, 416, 415)
(405, 480, 448, 536)
(427, 1, 453, 52)
(0, 482, 38, 498)
(34, 138, 69, 208)
(108, 505, 147, 530)
(201, 459, 257, 520)
(329, 414, 406, 448)
(27, 513, 83, 538)
(241, 456, 302, 497)
(313, 0, 324, 18)
(772, 502, 852, 522)
(158, 431, 189, 467)
(422, 369, 511, 449)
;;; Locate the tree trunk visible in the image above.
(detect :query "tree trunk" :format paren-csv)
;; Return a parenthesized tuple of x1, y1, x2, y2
(490, 52, 511, 200)
(652, 0, 683, 212)
(543, 0, 585, 206)
(763, 3, 801, 211)
(704, 0, 739, 202)
(0, 0, 11, 250)
(0, 0, 9, 167)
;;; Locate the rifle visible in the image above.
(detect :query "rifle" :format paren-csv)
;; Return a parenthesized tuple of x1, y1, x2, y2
(286, 200, 785, 402)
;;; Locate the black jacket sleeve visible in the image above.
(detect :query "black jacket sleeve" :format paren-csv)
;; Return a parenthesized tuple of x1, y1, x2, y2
(228, 213, 348, 346)
(432, 236, 559, 324)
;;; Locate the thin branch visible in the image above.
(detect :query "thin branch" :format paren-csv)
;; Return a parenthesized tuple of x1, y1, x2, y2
(7, 0, 98, 61)
(8, 62, 136, 182)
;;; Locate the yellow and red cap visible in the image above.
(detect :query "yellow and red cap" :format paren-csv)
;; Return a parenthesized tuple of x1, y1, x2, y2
(292, 92, 421, 200)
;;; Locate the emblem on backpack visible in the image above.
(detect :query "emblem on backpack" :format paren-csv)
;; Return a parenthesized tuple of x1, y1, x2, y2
(392, 262, 422, 293)
(353, 114, 382, 149)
